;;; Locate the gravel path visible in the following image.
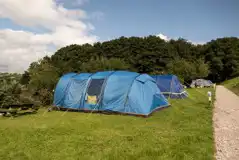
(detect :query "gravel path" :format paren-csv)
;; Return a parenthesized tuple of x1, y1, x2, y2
(214, 85, 239, 160)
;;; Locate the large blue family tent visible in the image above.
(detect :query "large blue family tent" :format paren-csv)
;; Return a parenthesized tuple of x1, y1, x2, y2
(53, 71, 169, 117)
(151, 75, 188, 99)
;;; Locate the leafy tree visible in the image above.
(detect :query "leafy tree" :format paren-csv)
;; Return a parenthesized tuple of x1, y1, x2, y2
(0, 73, 22, 105)
(204, 37, 239, 82)
(166, 59, 196, 83)
(80, 57, 133, 72)
(27, 57, 60, 105)
(195, 59, 210, 78)
(28, 58, 60, 90)
(20, 71, 30, 85)
(166, 59, 209, 84)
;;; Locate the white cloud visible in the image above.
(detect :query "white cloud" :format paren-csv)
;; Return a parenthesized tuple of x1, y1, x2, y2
(0, 29, 52, 73)
(0, 0, 98, 73)
(156, 33, 169, 41)
(156, 33, 205, 45)
(188, 41, 205, 45)
(56, 0, 89, 6)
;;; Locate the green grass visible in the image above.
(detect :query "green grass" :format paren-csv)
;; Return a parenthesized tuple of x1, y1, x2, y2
(222, 77, 239, 95)
(0, 88, 214, 160)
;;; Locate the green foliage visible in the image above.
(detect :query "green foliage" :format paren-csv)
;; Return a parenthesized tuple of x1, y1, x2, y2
(80, 57, 132, 72)
(0, 73, 22, 105)
(166, 59, 209, 83)
(195, 59, 210, 78)
(166, 59, 195, 83)
(20, 71, 30, 85)
(48, 36, 239, 83)
(27, 57, 60, 105)
(28, 57, 60, 90)
(205, 37, 239, 82)
(51, 44, 95, 74)
(36, 88, 54, 106)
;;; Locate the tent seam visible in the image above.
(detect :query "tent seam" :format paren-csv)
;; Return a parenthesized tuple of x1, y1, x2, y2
(80, 73, 95, 108)
(98, 71, 116, 109)
(123, 73, 141, 112)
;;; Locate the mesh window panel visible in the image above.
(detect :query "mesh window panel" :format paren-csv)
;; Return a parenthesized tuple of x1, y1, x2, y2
(87, 79, 105, 96)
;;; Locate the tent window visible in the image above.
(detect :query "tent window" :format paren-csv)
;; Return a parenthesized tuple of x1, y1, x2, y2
(87, 79, 105, 96)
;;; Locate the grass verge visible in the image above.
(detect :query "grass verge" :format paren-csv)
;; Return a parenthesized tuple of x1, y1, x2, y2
(222, 77, 239, 95)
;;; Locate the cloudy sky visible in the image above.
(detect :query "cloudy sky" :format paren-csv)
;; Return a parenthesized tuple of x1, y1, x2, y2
(0, 0, 239, 73)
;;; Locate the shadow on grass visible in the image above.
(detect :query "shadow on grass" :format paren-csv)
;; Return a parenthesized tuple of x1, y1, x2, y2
(1, 110, 38, 118)
(15, 111, 38, 117)
(51, 105, 171, 118)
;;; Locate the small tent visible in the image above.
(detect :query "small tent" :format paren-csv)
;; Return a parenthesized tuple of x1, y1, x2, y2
(151, 75, 188, 99)
(53, 71, 169, 116)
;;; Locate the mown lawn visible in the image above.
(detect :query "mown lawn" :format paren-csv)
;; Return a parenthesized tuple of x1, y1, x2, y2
(222, 77, 239, 95)
(0, 88, 214, 160)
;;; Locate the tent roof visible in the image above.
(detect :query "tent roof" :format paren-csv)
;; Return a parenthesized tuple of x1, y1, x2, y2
(152, 74, 176, 79)
(61, 70, 157, 83)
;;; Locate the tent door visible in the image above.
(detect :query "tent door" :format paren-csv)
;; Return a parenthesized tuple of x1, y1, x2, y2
(84, 78, 105, 110)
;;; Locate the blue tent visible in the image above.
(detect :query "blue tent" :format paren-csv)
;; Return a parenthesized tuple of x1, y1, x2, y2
(53, 71, 169, 116)
(151, 75, 188, 99)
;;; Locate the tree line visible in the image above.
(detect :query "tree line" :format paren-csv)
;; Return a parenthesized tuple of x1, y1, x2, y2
(1, 36, 239, 106)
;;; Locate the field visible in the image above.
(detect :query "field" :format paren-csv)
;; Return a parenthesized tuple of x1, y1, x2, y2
(222, 77, 239, 95)
(0, 88, 214, 160)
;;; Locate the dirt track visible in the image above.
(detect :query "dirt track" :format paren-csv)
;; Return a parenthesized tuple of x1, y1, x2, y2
(214, 85, 239, 160)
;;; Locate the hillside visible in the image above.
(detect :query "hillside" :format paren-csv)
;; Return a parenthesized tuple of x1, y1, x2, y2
(222, 77, 239, 95)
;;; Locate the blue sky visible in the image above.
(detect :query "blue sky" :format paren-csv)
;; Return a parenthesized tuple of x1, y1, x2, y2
(0, 0, 239, 73)
(1, 0, 239, 42)
(80, 0, 239, 42)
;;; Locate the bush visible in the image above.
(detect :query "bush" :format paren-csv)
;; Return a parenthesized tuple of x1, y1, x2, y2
(36, 89, 53, 106)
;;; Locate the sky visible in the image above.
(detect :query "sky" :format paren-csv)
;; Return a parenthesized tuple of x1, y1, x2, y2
(0, 0, 239, 73)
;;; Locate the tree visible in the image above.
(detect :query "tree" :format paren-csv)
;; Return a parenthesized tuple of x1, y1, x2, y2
(80, 57, 133, 72)
(20, 71, 30, 85)
(166, 59, 196, 84)
(166, 59, 209, 84)
(28, 57, 60, 105)
(28, 57, 60, 90)
(195, 59, 210, 78)
(204, 37, 239, 81)
(0, 73, 22, 105)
